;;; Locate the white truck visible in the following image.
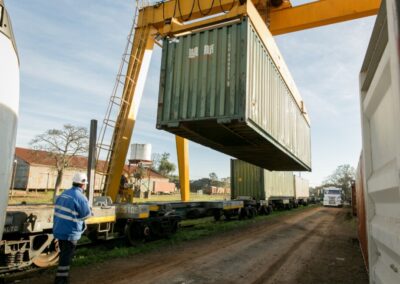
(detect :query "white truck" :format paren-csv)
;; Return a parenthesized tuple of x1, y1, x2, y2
(322, 187, 342, 207)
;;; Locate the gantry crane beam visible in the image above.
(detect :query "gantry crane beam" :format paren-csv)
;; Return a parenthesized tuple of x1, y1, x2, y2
(137, 0, 381, 35)
(269, 0, 381, 35)
(137, 0, 255, 29)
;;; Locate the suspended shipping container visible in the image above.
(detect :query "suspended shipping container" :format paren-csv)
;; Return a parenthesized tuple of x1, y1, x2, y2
(359, 0, 400, 282)
(157, 15, 311, 171)
(230, 159, 294, 203)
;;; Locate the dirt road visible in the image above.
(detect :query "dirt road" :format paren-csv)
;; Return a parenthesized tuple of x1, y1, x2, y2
(24, 207, 368, 284)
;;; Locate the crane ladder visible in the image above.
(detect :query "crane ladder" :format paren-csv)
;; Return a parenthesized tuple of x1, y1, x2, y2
(96, 0, 152, 196)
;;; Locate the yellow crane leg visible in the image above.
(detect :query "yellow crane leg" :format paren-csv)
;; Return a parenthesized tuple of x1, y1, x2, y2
(105, 26, 156, 201)
(269, 0, 381, 35)
(176, 136, 190, 202)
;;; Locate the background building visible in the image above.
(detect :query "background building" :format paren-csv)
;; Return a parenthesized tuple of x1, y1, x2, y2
(13, 147, 175, 194)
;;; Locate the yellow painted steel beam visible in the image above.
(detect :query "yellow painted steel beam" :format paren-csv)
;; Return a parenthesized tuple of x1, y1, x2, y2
(85, 215, 116, 225)
(176, 136, 190, 202)
(269, 0, 381, 35)
(104, 26, 156, 201)
(137, 0, 257, 29)
(159, 4, 247, 36)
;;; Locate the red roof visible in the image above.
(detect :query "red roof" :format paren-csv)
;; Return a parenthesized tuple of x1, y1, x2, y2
(15, 147, 167, 180)
(15, 147, 89, 168)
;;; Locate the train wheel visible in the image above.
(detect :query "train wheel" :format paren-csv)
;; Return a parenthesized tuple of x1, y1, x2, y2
(213, 210, 222, 221)
(143, 224, 152, 241)
(87, 229, 99, 243)
(260, 206, 267, 215)
(224, 210, 232, 221)
(32, 237, 59, 268)
(239, 207, 249, 220)
(32, 250, 59, 268)
(125, 222, 145, 246)
(251, 207, 258, 218)
(186, 209, 200, 219)
(171, 219, 179, 234)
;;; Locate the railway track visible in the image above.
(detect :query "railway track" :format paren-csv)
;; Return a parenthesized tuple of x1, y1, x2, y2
(0, 240, 109, 283)
(0, 204, 316, 283)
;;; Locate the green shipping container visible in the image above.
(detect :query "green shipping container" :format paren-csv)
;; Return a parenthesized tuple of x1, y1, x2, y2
(157, 17, 311, 171)
(231, 159, 295, 201)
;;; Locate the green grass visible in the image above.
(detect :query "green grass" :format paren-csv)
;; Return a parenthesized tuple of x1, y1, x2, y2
(73, 204, 319, 267)
(8, 190, 54, 204)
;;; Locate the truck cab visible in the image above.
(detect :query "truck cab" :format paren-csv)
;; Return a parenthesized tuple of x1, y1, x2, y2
(323, 187, 343, 207)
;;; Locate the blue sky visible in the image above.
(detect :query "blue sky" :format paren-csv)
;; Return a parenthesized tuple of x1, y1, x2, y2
(7, 0, 376, 186)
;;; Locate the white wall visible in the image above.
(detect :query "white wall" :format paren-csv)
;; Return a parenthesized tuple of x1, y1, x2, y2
(359, 1, 400, 282)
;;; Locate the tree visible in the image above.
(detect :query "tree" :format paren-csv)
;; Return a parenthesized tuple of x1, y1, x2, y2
(30, 124, 89, 199)
(209, 172, 218, 186)
(323, 164, 355, 201)
(151, 153, 161, 171)
(190, 178, 211, 192)
(221, 177, 230, 189)
(157, 152, 176, 177)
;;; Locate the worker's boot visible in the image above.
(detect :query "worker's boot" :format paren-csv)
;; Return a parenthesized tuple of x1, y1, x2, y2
(54, 276, 69, 284)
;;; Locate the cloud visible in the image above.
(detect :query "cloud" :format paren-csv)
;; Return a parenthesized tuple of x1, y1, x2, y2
(21, 51, 112, 97)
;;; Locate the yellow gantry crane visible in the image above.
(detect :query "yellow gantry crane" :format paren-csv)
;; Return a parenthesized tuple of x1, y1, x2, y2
(99, 0, 380, 202)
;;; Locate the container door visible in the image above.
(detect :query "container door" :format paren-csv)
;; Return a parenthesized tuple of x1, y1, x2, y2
(359, 0, 400, 282)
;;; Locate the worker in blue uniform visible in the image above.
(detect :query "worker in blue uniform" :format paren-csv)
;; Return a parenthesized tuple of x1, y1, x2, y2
(53, 172, 91, 284)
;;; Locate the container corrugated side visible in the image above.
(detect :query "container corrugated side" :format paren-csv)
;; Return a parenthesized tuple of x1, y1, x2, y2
(294, 175, 309, 199)
(264, 171, 294, 200)
(231, 159, 294, 201)
(351, 181, 357, 216)
(246, 22, 311, 168)
(157, 17, 311, 171)
(231, 159, 264, 200)
(359, 0, 400, 281)
(158, 22, 247, 123)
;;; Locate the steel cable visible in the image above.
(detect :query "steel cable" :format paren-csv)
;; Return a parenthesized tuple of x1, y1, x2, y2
(177, 0, 196, 21)
(197, 0, 216, 16)
(219, 0, 236, 14)
(161, 0, 179, 21)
